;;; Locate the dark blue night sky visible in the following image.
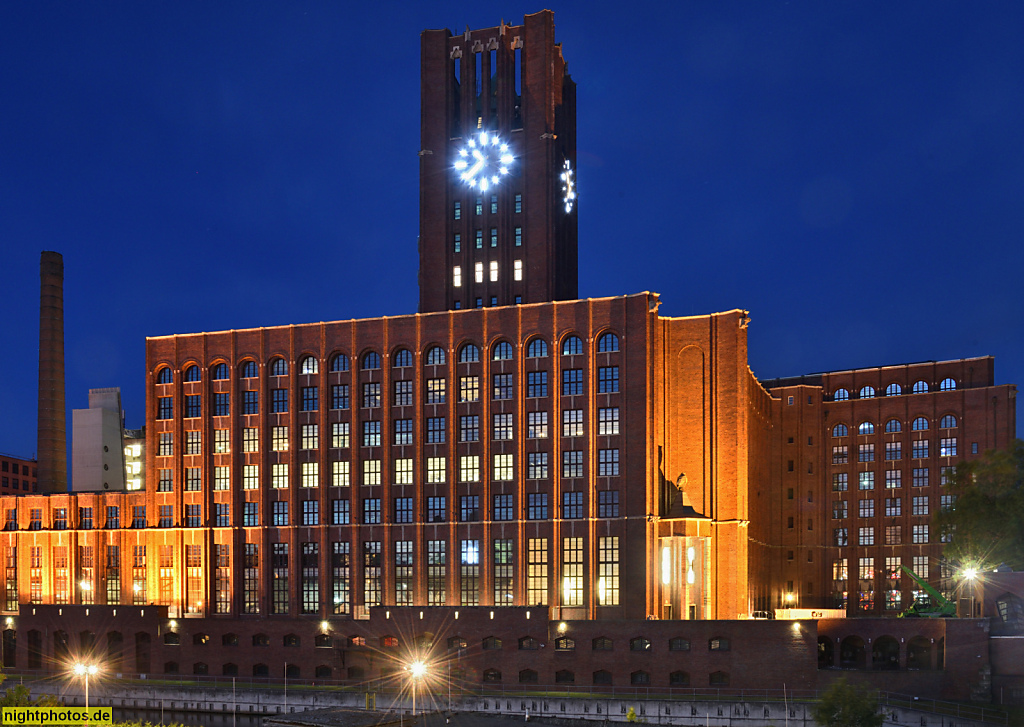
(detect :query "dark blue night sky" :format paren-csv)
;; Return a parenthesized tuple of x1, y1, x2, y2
(1, 2, 1021, 463)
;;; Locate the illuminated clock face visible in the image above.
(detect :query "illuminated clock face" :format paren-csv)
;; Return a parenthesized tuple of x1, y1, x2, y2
(453, 131, 514, 192)
(560, 159, 576, 213)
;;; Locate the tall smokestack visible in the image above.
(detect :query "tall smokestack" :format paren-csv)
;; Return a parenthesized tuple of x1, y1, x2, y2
(37, 251, 67, 493)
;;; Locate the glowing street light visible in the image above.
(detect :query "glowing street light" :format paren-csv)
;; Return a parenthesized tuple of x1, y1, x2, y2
(963, 567, 978, 581)
(71, 662, 99, 714)
(407, 660, 427, 716)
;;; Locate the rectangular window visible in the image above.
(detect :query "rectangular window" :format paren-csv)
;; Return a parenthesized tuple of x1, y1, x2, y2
(490, 229, 498, 250)
(527, 492, 548, 519)
(474, 261, 483, 282)
(241, 390, 258, 415)
(130, 545, 146, 606)
(184, 467, 201, 491)
(272, 543, 289, 614)
(597, 407, 619, 435)
(459, 495, 480, 522)
(272, 501, 289, 526)
(858, 527, 875, 546)
(912, 495, 929, 516)
(426, 416, 446, 444)
(459, 455, 480, 483)
(362, 382, 381, 408)
(213, 392, 229, 416)
(912, 440, 929, 459)
(302, 500, 319, 526)
(514, 259, 523, 281)
(301, 386, 319, 412)
(157, 397, 173, 420)
(562, 369, 583, 396)
(394, 458, 413, 485)
(885, 526, 901, 545)
(272, 388, 288, 413)
(832, 501, 847, 519)
(833, 528, 848, 547)
(912, 524, 929, 544)
(185, 504, 201, 527)
(597, 536, 619, 606)
(562, 537, 584, 606)
(515, 194, 522, 214)
(242, 464, 259, 490)
(459, 415, 479, 442)
(597, 366, 619, 393)
(527, 411, 548, 438)
(214, 429, 229, 453)
(185, 430, 201, 455)
(243, 502, 258, 527)
(598, 490, 620, 518)
(912, 555, 929, 579)
(332, 384, 350, 410)
(514, 226, 522, 246)
(394, 497, 413, 523)
(493, 494, 513, 521)
(272, 463, 289, 489)
(132, 506, 146, 528)
(858, 471, 875, 490)
(885, 442, 902, 461)
(243, 428, 259, 453)
(912, 468, 929, 487)
(562, 491, 583, 519)
(527, 538, 548, 605)
(859, 444, 875, 462)
(362, 420, 381, 447)
(301, 424, 319, 450)
(454, 201, 461, 219)
(490, 194, 498, 213)
(939, 438, 957, 457)
(489, 260, 498, 281)
(563, 450, 584, 478)
(267, 426, 286, 452)
(331, 499, 350, 525)
(426, 378, 446, 405)
(858, 499, 875, 518)
(527, 452, 548, 479)
(105, 506, 120, 529)
(453, 266, 462, 287)
(395, 540, 413, 605)
(362, 498, 381, 524)
(598, 449, 620, 476)
(213, 466, 229, 491)
(363, 459, 381, 486)
(493, 373, 513, 400)
(832, 473, 848, 491)
(526, 371, 548, 398)
(940, 466, 955, 486)
(494, 539, 513, 605)
(459, 375, 480, 403)
(885, 497, 902, 517)
(215, 503, 230, 527)
(427, 496, 447, 523)
(301, 542, 320, 614)
(885, 470, 902, 489)
(453, 233, 461, 253)
(474, 231, 483, 250)
(243, 544, 259, 614)
(427, 540, 446, 606)
(331, 422, 350, 449)
(391, 419, 413, 446)
(158, 432, 173, 456)
(832, 446, 848, 465)
(332, 460, 350, 487)
(389, 380, 411, 408)
(493, 413, 513, 440)
(559, 410, 583, 438)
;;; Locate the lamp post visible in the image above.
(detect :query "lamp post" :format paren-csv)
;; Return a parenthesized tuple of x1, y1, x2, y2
(72, 662, 98, 716)
(963, 567, 978, 617)
(408, 660, 426, 716)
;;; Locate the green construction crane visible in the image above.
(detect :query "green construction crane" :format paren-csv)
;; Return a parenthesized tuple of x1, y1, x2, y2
(898, 565, 956, 618)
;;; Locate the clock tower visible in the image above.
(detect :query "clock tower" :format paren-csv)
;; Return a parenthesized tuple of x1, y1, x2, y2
(419, 10, 577, 313)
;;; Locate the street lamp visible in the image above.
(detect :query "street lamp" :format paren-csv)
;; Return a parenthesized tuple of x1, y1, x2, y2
(408, 660, 427, 716)
(72, 662, 99, 713)
(963, 567, 979, 617)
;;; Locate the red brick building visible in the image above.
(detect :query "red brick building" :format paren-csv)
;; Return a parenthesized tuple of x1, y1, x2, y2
(0, 453, 37, 495)
(2, 11, 1020, 703)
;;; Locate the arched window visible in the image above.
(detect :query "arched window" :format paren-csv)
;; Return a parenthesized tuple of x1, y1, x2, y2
(253, 663, 269, 677)
(426, 347, 446, 366)
(629, 637, 651, 652)
(555, 637, 576, 651)
(593, 670, 612, 685)
(518, 636, 539, 650)
(347, 666, 364, 680)
(912, 417, 929, 431)
(300, 356, 318, 375)
(669, 670, 690, 686)
(858, 421, 875, 435)
(871, 636, 900, 671)
(330, 353, 350, 372)
(156, 368, 173, 384)
(482, 636, 502, 650)
(519, 669, 538, 684)
(834, 388, 849, 401)
(939, 414, 957, 429)
(458, 344, 480, 363)
(493, 342, 513, 361)
(348, 635, 366, 647)
(284, 634, 300, 647)
(597, 332, 619, 352)
(392, 349, 412, 368)
(912, 380, 929, 394)
(192, 633, 209, 645)
(527, 338, 548, 358)
(380, 635, 398, 648)
(885, 419, 902, 433)
(269, 358, 288, 376)
(164, 661, 179, 674)
(709, 637, 730, 651)
(630, 670, 650, 686)
(286, 663, 300, 678)
(709, 671, 730, 686)
(222, 633, 238, 646)
(211, 363, 229, 380)
(362, 352, 381, 370)
(482, 668, 502, 683)
(222, 663, 238, 676)
(668, 637, 690, 652)
(940, 378, 956, 391)
(163, 632, 179, 646)
(832, 424, 848, 437)
(184, 365, 201, 382)
(193, 662, 208, 675)
(555, 670, 575, 684)
(562, 335, 584, 356)
(315, 633, 332, 648)
(252, 634, 269, 647)
(315, 665, 332, 678)
(447, 636, 467, 650)
(885, 383, 902, 396)
(859, 386, 875, 399)
(592, 636, 613, 651)
(240, 361, 257, 379)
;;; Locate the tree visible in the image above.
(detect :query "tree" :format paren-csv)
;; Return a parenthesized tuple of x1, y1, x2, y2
(936, 439, 1024, 572)
(812, 678, 885, 727)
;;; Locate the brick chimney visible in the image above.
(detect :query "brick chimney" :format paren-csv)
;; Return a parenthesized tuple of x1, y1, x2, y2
(37, 251, 67, 493)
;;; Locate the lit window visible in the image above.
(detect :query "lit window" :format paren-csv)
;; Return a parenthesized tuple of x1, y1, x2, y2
(912, 525, 929, 544)
(363, 459, 381, 486)
(598, 407, 619, 435)
(474, 262, 483, 283)
(514, 193, 522, 213)
(493, 454, 513, 481)
(427, 457, 446, 484)
(912, 440, 929, 459)
(475, 230, 483, 249)
(453, 267, 462, 287)
(939, 438, 957, 457)
(527, 411, 548, 438)
(563, 450, 583, 478)
(514, 227, 522, 246)
(493, 413, 513, 440)
(563, 409, 584, 437)
(490, 228, 497, 248)
(272, 463, 289, 489)
(859, 527, 875, 546)
(858, 421, 874, 435)
(858, 472, 874, 490)
(394, 459, 413, 486)
(832, 473, 848, 491)
(489, 261, 498, 281)
(833, 388, 849, 401)
(885, 470, 902, 489)
(459, 455, 480, 483)
(332, 461, 350, 487)
(858, 499, 874, 518)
